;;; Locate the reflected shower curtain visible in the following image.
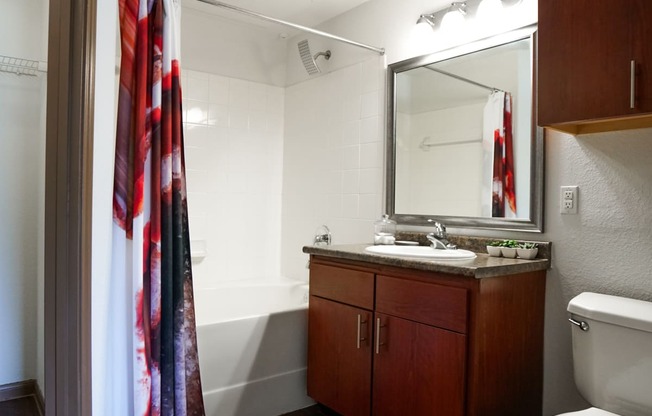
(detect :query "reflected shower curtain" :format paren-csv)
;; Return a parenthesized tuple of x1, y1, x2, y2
(112, 0, 205, 414)
(481, 91, 516, 218)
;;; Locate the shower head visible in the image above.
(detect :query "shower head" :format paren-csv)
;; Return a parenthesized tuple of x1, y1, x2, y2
(298, 39, 331, 75)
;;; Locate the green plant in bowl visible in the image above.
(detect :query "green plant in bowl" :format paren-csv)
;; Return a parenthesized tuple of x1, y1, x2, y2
(486, 240, 503, 257)
(500, 240, 518, 258)
(518, 242, 538, 250)
(517, 242, 539, 259)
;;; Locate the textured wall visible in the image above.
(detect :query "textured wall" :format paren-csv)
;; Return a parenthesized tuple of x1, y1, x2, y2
(541, 128, 652, 414)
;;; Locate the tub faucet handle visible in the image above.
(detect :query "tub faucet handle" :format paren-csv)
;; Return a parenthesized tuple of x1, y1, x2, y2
(314, 225, 331, 246)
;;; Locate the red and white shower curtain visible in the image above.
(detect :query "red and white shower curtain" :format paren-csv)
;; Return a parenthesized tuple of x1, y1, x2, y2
(112, 0, 205, 414)
(482, 91, 516, 218)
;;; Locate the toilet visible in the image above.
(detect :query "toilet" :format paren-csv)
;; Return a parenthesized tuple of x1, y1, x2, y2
(558, 292, 652, 416)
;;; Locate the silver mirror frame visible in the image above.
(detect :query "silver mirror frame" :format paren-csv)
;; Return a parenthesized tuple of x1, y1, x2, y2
(385, 25, 544, 233)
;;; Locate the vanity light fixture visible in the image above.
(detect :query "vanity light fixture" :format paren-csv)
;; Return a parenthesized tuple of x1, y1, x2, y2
(416, 0, 523, 31)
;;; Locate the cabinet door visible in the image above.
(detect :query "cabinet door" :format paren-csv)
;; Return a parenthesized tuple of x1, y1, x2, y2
(538, 0, 650, 125)
(372, 314, 466, 416)
(307, 296, 372, 416)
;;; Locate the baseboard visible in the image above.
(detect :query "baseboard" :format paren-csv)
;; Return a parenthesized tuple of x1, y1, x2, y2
(34, 381, 45, 415)
(0, 379, 44, 414)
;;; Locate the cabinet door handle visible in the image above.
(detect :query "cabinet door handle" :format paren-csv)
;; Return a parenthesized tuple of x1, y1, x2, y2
(356, 314, 367, 349)
(631, 60, 636, 109)
(375, 318, 386, 354)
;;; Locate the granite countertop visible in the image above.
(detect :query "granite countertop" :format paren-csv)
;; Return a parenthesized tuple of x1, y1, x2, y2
(303, 243, 550, 279)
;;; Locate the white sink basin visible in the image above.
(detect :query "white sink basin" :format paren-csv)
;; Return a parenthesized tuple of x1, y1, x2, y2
(364, 245, 476, 260)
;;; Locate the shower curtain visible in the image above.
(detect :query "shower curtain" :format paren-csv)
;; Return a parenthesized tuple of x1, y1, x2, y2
(112, 0, 205, 414)
(481, 91, 516, 218)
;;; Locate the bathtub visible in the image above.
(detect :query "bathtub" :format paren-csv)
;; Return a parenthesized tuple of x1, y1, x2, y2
(195, 279, 314, 416)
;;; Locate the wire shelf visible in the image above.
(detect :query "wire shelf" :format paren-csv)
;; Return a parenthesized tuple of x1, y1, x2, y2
(0, 55, 43, 76)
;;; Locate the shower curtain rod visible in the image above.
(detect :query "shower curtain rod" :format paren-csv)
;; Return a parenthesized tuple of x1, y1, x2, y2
(196, 0, 385, 55)
(425, 66, 503, 93)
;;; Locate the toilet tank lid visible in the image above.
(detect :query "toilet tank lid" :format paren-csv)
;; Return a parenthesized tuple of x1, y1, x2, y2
(568, 292, 652, 333)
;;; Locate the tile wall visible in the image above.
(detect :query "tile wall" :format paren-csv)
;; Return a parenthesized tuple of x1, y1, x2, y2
(281, 57, 386, 281)
(182, 70, 285, 288)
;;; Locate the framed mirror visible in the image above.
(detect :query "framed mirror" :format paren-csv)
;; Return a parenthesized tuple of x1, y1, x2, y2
(385, 25, 543, 232)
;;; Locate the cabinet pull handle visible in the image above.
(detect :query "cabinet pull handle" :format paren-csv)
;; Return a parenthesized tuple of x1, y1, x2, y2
(375, 318, 386, 354)
(630, 60, 636, 109)
(356, 314, 367, 349)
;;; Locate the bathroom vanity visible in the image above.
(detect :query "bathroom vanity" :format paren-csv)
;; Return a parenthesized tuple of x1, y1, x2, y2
(303, 244, 549, 416)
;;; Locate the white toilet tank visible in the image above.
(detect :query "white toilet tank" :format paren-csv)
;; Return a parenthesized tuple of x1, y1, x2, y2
(568, 292, 652, 416)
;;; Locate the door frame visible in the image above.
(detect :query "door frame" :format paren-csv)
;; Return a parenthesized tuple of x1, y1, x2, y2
(44, 0, 96, 414)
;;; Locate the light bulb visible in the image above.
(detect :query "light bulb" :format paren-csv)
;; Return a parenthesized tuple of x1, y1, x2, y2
(477, 0, 503, 21)
(440, 8, 465, 33)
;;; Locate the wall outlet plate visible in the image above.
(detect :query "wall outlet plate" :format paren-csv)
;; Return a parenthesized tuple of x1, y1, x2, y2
(560, 186, 578, 214)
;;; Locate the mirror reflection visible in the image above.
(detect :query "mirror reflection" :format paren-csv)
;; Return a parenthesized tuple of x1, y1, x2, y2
(387, 27, 543, 232)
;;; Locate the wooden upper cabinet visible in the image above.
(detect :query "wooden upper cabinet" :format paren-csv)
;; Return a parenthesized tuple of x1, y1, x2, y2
(538, 0, 652, 133)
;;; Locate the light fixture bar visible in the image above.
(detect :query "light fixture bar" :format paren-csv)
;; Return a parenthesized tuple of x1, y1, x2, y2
(196, 0, 385, 55)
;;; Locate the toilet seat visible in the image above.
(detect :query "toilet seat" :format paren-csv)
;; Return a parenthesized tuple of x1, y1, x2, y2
(557, 407, 620, 416)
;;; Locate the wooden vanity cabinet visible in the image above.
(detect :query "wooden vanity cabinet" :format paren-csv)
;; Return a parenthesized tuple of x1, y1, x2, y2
(307, 257, 546, 416)
(538, 0, 652, 133)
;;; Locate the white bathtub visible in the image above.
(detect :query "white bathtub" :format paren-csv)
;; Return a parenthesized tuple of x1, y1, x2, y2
(195, 279, 314, 416)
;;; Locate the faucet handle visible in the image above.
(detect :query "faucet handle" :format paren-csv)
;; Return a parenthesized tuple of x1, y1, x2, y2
(314, 225, 331, 246)
(433, 222, 447, 238)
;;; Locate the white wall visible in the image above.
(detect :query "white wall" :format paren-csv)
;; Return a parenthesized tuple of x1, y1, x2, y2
(0, 0, 48, 390)
(281, 56, 385, 281)
(181, 6, 288, 86)
(183, 69, 285, 286)
(92, 0, 118, 414)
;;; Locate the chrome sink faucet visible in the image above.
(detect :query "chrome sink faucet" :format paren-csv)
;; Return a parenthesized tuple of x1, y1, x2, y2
(426, 222, 457, 250)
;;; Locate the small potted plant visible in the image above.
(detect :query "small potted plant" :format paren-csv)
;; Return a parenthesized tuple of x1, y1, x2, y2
(486, 240, 503, 257)
(500, 240, 519, 258)
(517, 242, 539, 260)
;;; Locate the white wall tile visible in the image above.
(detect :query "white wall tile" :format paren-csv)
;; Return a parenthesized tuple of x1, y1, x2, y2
(341, 145, 360, 170)
(359, 168, 382, 194)
(342, 170, 360, 194)
(208, 104, 229, 127)
(185, 100, 209, 125)
(341, 120, 360, 147)
(184, 69, 284, 283)
(360, 116, 380, 143)
(342, 194, 359, 218)
(360, 90, 380, 118)
(360, 142, 382, 169)
(359, 194, 382, 220)
(228, 110, 249, 130)
(208, 74, 229, 105)
(248, 86, 267, 111)
(228, 83, 249, 109)
(186, 75, 209, 102)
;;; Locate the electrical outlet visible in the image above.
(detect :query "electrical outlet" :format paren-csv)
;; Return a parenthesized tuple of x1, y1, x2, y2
(560, 186, 578, 214)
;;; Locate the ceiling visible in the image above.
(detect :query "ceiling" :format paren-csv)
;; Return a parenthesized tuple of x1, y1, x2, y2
(181, 0, 372, 34)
